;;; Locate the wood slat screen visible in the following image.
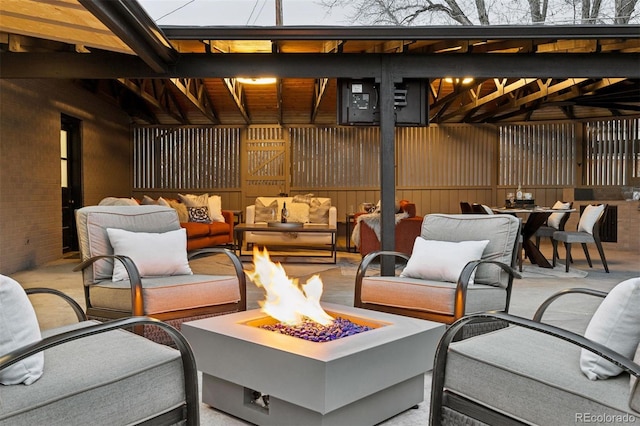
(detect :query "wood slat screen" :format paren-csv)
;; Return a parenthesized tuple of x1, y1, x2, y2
(289, 127, 380, 188)
(396, 125, 495, 187)
(133, 127, 240, 189)
(584, 118, 640, 186)
(499, 123, 575, 187)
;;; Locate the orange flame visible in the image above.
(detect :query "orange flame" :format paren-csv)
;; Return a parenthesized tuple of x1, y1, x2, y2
(247, 247, 334, 326)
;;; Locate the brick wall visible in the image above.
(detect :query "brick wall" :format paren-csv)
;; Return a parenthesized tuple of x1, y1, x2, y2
(0, 79, 131, 274)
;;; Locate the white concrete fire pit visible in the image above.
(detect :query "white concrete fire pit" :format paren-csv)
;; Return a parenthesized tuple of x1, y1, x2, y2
(183, 303, 445, 426)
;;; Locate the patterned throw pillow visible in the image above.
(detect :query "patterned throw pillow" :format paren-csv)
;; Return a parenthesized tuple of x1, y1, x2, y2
(254, 199, 279, 222)
(188, 206, 212, 223)
(309, 198, 331, 224)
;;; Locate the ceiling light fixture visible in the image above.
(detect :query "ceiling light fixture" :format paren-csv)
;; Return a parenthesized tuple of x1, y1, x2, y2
(444, 77, 474, 85)
(236, 77, 277, 85)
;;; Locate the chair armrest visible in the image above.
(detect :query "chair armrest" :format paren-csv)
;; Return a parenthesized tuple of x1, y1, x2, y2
(452, 260, 521, 319)
(354, 251, 411, 306)
(329, 206, 338, 227)
(0, 316, 199, 426)
(25, 288, 87, 322)
(246, 205, 256, 224)
(188, 248, 247, 311)
(533, 287, 607, 322)
(73, 255, 144, 316)
(430, 311, 640, 426)
(221, 210, 235, 240)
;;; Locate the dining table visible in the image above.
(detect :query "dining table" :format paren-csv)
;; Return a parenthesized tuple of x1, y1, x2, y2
(492, 206, 576, 268)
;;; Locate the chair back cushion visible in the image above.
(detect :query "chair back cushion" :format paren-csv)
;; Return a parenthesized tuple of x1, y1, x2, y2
(578, 204, 606, 234)
(76, 206, 181, 284)
(547, 201, 572, 229)
(420, 214, 520, 288)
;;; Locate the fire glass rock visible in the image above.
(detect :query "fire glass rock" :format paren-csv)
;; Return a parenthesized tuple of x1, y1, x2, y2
(260, 317, 372, 342)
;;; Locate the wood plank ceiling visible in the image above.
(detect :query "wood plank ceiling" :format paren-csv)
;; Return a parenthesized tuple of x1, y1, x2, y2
(1, 0, 639, 126)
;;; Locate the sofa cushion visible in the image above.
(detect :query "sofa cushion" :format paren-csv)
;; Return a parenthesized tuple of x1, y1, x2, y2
(106, 228, 192, 281)
(180, 221, 211, 238)
(98, 197, 139, 206)
(445, 326, 636, 424)
(255, 198, 279, 222)
(581, 277, 640, 380)
(1, 321, 185, 425)
(187, 206, 212, 223)
(360, 276, 506, 316)
(207, 194, 225, 223)
(310, 198, 331, 224)
(89, 275, 241, 314)
(400, 238, 489, 284)
(0, 275, 43, 385)
(292, 193, 314, 204)
(288, 202, 310, 223)
(167, 199, 189, 222)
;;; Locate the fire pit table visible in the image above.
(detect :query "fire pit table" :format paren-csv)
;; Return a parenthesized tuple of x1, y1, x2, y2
(182, 303, 445, 426)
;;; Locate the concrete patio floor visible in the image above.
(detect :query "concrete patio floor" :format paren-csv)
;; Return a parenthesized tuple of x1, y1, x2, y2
(10, 239, 639, 425)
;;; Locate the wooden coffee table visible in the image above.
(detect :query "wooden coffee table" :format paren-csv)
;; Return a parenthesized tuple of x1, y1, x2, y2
(234, 223, 337, 263)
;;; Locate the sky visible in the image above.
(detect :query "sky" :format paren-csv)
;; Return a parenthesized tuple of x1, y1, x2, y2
(138, 0, 353, 26)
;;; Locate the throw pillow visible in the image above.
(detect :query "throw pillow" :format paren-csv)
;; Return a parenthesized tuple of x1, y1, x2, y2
(207, 195, 225, 223)
(547, 201, 571, 229)
(106, 228, 192, 281)
(578, 204, 605, 234)
(400, 238, 490, 284)
(141, 195, 156, 205)
(141, 195, 171, 207)
(98, 197, 139, 206)
(580, 277, 640, 380)
(255, 198, 279, 223)
(178, 193, 209, 208)
(167, 199, 189, 222)
(188, 206, 212, 223)
(631, 343, 640, 413)
(309, 198, 331, 224)
(0, 275, 44, 385)
(292, 193, 314, 205)
(287, 202, 310, 223)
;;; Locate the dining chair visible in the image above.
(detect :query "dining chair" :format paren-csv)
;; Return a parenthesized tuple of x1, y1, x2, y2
(535, 201, 573, 248)
(460, 201, 473, 214)
(552, 204, 609, 273)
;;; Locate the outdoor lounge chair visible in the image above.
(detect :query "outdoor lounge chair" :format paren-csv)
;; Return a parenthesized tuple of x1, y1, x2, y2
(75, 205, 247, 345)
(0, 278, 199, 425)
(355, 214, 521, 338)
(430, 278, 640, 425)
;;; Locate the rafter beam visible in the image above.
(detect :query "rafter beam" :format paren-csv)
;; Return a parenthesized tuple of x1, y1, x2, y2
(116, 78, 187, 123)
(169, 78, 219, 123)
(222, 78, 251, 124)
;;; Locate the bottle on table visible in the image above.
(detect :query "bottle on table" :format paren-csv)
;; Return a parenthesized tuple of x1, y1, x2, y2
(516, 184, 523, 201)
(281, 202, 288, 223)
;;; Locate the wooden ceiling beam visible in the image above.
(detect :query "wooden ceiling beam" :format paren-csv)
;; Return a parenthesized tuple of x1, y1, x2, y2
(222, 78, 251, 124)
(169, 78, 219, 123)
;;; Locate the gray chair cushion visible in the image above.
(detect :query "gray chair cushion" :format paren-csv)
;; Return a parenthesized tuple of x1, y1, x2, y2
(1, 321, 185, 426)
(445, 326, 636, 424)
(420, 214, 520, 288)
(360, 276, 507, 315)
(553, 230, 596, 244)
(90, 274, 241, 314)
